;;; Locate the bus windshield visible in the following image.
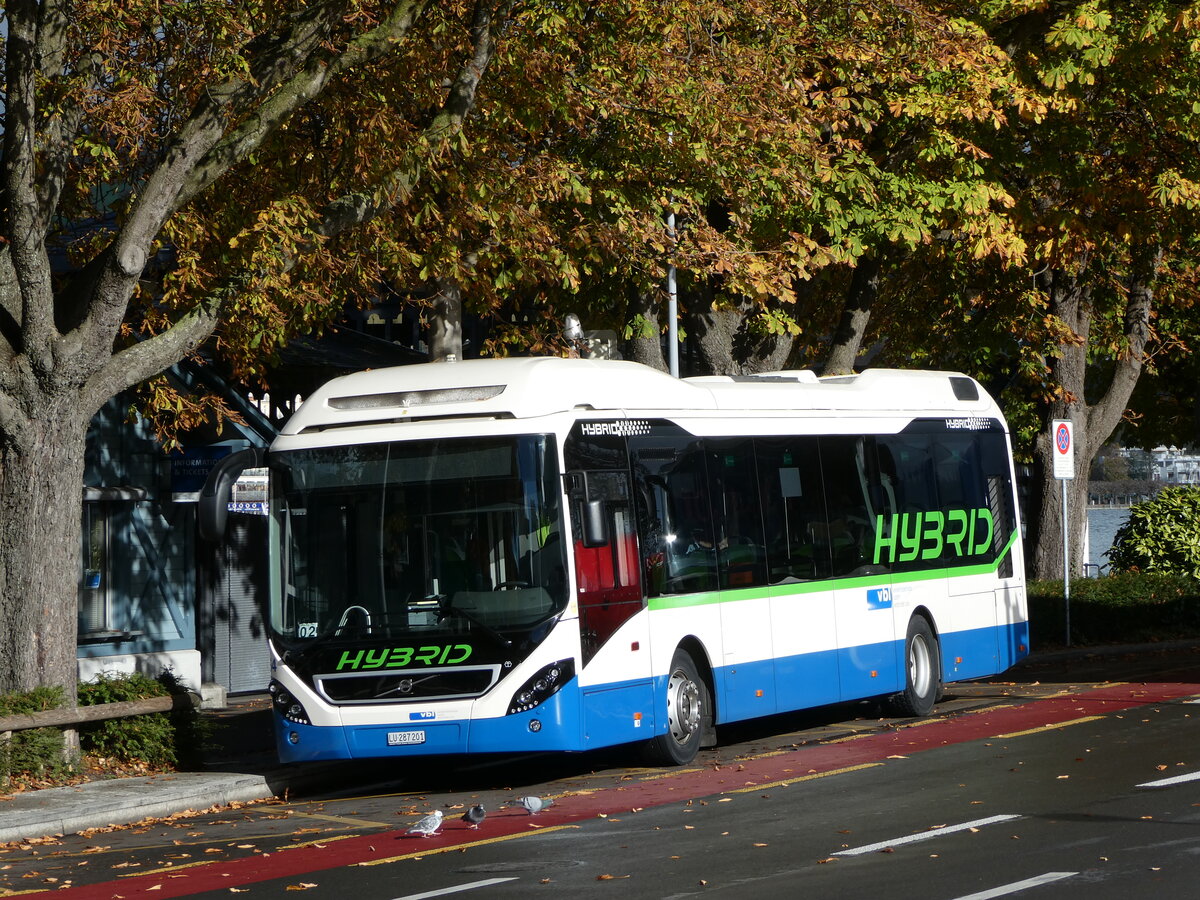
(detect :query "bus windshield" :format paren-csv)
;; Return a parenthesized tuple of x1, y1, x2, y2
(268, 435, 568, 649)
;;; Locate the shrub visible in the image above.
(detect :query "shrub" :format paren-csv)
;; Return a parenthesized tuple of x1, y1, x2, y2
(78, 671, 208, 769)
(1028, 573, 1200, 647)
(1107, 486, 1200, 577)
(0, 685, 77, 784)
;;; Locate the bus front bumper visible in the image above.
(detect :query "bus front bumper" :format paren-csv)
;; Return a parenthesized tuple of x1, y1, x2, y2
(273, 679, 584, 762)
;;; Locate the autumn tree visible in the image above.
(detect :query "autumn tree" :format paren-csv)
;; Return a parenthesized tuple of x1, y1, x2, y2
(969, 1, 1200, 579)
(0, 0, 523, 697)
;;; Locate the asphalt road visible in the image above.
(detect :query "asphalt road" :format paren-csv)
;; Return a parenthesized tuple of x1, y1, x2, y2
(3, 643, 1199, 900)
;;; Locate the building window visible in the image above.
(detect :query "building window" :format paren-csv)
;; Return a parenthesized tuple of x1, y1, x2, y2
(80, 501, 112, 636)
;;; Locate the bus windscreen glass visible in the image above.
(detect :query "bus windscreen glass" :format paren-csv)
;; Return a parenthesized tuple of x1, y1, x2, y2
(267, 435, 568, 648)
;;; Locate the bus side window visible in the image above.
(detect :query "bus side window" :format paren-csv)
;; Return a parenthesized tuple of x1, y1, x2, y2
(819, 436, 888, 577)
(706, 440, 767, 588)
(631, 439, 717, 596)
(757, 437, 830, 583)
(568, 471, 643, 664)
(877, 434, 940, 572)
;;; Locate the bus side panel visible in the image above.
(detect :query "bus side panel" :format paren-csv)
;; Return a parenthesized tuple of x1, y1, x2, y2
(942, 587, 1001, 682)
(940, 622, 1006, 683)
(996, 584, 1030, 670)
(719, 593, 777, 721)
(834, 583, 904, 699)
(771, 585, 841, 711)
(578, 609, 658, 748)
(582, 679, 657, 747)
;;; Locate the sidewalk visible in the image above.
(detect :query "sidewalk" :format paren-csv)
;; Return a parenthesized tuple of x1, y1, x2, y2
(0, 694, 315, 845)
(3, 641, 1199, 845)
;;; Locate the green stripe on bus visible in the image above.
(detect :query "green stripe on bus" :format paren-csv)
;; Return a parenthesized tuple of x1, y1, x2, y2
(647, 529, 1019, 612)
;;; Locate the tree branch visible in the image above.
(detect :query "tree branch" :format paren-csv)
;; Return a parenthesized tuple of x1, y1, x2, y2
(76, 2, 431, 371)
(81, 297, 223, 417)
(30, 0, 79, 227)
(176, 0, 435, 213)
(1085, 243, 1159, 442)
(3, 1, 59, 369)
(315, 0, 511, 238)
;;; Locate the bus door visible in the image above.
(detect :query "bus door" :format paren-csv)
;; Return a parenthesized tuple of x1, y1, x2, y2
(564, 422, 653, 748)
(708, 440, 776, 721)
(874, 432, 950, 687)
(820, 435, 904, 699)
(757, 438, 840, 711)
(935, 428, 1019, 678)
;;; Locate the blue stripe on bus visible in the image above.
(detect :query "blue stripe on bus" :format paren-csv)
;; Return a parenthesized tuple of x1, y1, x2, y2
(272, 621, 1030, 762)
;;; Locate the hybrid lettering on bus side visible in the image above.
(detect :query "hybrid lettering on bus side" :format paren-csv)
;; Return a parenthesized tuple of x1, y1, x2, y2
(873, 507, 994, 565)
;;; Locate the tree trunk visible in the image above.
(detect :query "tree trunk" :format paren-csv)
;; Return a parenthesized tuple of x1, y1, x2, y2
(1027, 248, 1156, 580)
(0, 404, 88, 700)
(823, 255, 881, 375)
(689, 302, 742, 376)
(625, 287, 668, 372)
(428, 277, 464, 361)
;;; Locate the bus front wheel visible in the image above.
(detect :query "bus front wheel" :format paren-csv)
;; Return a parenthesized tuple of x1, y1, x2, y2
(889, 616, 941, 718)
(643, 649, 707, 766)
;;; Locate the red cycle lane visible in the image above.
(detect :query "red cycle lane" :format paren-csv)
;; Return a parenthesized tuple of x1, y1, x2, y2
(32, 681, 1200, 900)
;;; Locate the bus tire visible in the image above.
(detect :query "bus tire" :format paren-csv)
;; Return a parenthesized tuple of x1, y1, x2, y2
(643, 649, 708, 766)
(889, 616, 940, 718)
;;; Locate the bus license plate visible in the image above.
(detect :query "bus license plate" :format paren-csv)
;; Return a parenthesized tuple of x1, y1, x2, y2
(387, 730, 426, 746)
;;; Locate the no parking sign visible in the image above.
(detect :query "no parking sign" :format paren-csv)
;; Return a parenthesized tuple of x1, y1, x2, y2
(1052, 419, 1075, 480)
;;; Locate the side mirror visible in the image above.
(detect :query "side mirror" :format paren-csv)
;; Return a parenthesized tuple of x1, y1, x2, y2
(582, 498, 609, 548)
(197, 447, 265, 541)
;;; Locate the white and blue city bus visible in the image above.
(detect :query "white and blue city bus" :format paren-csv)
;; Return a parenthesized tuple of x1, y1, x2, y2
(200, 357, 1029, 765)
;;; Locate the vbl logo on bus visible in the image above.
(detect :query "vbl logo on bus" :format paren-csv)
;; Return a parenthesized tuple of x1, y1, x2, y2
(867, 587, 893, 609)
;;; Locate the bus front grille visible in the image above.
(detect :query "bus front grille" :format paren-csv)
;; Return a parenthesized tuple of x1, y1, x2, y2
(313, 665, 501, 705)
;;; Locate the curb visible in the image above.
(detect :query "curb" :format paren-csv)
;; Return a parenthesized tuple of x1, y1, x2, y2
(0, 772, 276, 844)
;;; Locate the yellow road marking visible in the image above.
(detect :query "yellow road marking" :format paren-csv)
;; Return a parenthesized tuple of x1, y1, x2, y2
(632, 768, 704, 782)
(119, 859, 223, 878)
(278, 833, 364, 850)
(825, 731, 877, 744)
(725, 762, 883, 794)
(995, 715, 1106, 739)
(356, 824, 580, 866)
(287, 812, 393, 829)
(964, 703, 1013, 715)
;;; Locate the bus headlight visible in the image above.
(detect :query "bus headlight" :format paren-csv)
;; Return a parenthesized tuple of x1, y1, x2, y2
(269, 679, 311, 725)
(507, 659, 575, 715)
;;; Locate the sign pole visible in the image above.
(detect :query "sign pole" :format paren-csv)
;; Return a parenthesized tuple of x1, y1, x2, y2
(1061, 479, 1070, 647)
(1051, 419, 1076, 647)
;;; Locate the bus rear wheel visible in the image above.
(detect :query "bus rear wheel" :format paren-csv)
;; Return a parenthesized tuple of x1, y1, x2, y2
(643, 649, 707, 766)
(889, 616, 941, 718)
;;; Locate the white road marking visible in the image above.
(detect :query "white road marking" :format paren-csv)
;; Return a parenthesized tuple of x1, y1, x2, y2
(392, 877, 518, 899)
(950, 872, 1077, 900)
(1137, 770, 1200, 789)
(835, 814, 1021, 856)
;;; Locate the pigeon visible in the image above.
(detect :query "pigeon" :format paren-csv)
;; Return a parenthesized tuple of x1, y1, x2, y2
(508, 795, 553, 815)
(461, 804, 487, 829)
(406, 809, 444, 837)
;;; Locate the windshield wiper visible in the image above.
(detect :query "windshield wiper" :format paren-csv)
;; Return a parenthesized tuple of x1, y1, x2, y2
(430, 595, 513, 648)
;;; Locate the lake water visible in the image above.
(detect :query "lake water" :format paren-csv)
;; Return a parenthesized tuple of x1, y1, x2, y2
(1086, 507, 1130, 575)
